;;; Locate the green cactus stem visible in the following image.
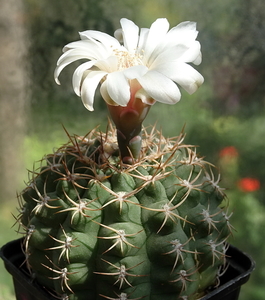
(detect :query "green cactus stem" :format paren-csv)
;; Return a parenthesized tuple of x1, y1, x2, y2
(16, 124, 233, 300)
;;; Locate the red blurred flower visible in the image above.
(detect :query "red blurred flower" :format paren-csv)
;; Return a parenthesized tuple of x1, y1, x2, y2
(238, 177, 260, 192)
(219, 146, 239, 158)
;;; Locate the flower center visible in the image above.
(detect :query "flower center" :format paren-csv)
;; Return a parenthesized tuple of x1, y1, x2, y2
(113, 48, 143, 71)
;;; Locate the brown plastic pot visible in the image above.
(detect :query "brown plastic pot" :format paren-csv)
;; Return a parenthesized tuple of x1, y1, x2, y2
(1, 238, 255, 300)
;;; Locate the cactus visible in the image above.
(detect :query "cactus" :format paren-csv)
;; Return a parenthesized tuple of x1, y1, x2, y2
(16, 124, 232, 300)
(13, 17, 233, 300)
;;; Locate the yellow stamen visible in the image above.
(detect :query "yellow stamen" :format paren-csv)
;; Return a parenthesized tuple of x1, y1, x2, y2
(113, 49, 143, 70)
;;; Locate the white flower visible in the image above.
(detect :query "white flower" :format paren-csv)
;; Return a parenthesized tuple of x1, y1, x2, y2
(54, 18, 204, 111)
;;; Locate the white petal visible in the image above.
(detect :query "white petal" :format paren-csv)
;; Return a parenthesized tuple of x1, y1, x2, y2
(119, 18, 139, 52)
(54, 48, 99, 84)
(135, 88, 156, 105)
(193, 51, 202, 65)
(57, 48, 90, 65)
(151, 41, 201, 66)
(179, 41, 202, 64)
(94, 56, 119, 73)
(106, 71, 130, 106)
(153, 21, 198, 56)
(79, 30, 120, 49)
(63, 40, 110, 59)
(143, 18, 170, 63)
(114, 28, 123, 43)
(54, 50, 83, 84)
(149, 44, 189, 68)
(80, 70, 107, 111)
(123, 65, 148, 79)
(167, 21, 198, 45)
(100, 81, 117, 106)
(137, 70, 181, 104)
(154, 62, 204, 94)
(72, 61, 96, 96)
(137, 28, 149, 53)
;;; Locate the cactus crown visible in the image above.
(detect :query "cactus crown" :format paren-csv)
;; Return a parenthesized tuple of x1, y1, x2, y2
(16, 123, 233, 300)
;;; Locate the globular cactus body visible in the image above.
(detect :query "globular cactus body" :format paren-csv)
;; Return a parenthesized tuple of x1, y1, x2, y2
(17, 125, 232, 300)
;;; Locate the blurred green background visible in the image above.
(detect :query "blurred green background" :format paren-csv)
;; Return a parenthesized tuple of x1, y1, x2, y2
(1, 0, 264, 299)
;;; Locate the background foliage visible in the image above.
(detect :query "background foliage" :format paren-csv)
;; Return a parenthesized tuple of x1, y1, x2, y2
(1, 0, 264, 299)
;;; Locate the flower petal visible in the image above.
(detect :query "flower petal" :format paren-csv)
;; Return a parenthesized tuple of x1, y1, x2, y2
(137, 70, 181, 104)
(137, 28, 149, 53)
(106, 71, 131, 106)
(119, 18, 139, 52)
(151, 21, 199, 59)
(100, 81, 117, 106)
(79, 30, 120, 49)
(94, 56, 119, 73)
(63, 40, 110, 59)
(80, 70, 107, 111)
(72, 61, 96, 96)
(135, 88, 156, 105)
(192, 51, 202, 65)
(143, 18, 170, 63)
(54, 46, 103, 84)
(150, 41, 201, 68)
(54, 49, 87, 84)
(149, 44, 189, 68)
(179, 41, 202, 64)
(154, 61, 204, 94)
(123, 65, 148, 80)
(165, 21, 198, 47)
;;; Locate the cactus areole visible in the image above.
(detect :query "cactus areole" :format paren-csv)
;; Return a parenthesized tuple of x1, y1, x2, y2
(16, 18, 233, 300)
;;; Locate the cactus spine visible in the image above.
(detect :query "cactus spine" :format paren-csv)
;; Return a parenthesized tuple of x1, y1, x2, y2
(16, 124, 233, 300)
